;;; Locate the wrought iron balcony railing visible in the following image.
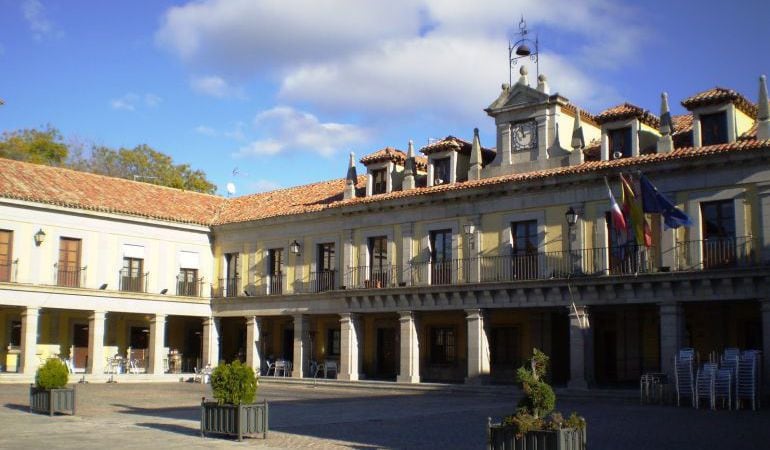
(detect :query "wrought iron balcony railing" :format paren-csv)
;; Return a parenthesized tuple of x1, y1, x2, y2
(119, 269, 148, 293)
(674, 236, 755, 270)
(209, 236, 760, 298)
(344, 265, 401, 289)
(176, 275, 204, 297)
(215, 276, 241, 298)
(55, 263, 87, 288)
(308, 269, 337, 293)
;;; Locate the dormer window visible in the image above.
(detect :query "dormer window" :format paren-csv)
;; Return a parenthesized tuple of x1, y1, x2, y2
(608, 127, 632, 159)
(372, 168, 387, 195)
(700, 111, 728, 146)
(433, 157, 450, 185)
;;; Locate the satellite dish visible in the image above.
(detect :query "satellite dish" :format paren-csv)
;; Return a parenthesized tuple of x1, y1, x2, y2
(226, 182, 236, 196)
(612, 151, 623, 160)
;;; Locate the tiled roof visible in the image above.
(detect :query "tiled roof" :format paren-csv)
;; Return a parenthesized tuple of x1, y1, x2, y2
(560, 103, 599, 126)
(681, 87, 757, 117)
(0, 159, 225, 225)
(672, 114, 693, 134)
(214, 138, 770, 225)
(595, 103, 660, 128)
(420, 136, 496, 164)
(214, 176, 366, 225)
(359, 147, 427, 170)
(582, 139, 601, 161)
(739, 123, 758, 141)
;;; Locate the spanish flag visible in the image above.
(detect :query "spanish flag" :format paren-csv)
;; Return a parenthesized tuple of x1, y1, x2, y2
(620, 174, 652, 247)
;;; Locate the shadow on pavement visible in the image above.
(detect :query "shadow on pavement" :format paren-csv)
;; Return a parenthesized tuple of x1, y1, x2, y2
(113, 403, 198, 421)
(4, 403, 30, 412)
(136, 422, 200, 437)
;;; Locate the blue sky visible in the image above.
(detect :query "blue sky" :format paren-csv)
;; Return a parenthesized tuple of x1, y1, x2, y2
(1, 0, 768, 196)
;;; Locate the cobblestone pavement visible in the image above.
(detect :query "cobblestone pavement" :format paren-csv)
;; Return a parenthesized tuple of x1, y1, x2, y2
(0, 381, 768, 449)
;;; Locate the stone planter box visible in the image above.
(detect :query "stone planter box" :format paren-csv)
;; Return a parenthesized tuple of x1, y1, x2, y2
(29, 386, 76, 416)
(200, 398, 268, 441)
(488, 420, 586, 450)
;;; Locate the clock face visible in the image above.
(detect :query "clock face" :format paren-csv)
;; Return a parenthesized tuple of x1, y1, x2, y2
(512, 120, 537, 151)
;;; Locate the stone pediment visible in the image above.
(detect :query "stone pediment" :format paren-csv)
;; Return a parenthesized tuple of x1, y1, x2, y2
(486, 83, 550, 114)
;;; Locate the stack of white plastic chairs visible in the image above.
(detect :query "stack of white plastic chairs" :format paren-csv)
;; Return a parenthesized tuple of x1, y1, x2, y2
(674, 348, 696, 407)
(736, 350, 762, 410)
(695, 362, 717, 409)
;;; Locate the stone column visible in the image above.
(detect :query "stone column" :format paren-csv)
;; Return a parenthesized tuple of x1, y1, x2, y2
(567, 306, 589, 389)
(397, 311, 420, 383)
(339, 313, 361, 381)
(659, 303, 684, 382)
(245, 316, 261, 375)
(465, 309, 490, 384)
(292, 314, 309, 378)
(761, 300, 770, 391)
(201, 317, 220, 367)
(20, 307, 40, 374)
(87, 311, 106, 375)
(148, 314, 167, 375)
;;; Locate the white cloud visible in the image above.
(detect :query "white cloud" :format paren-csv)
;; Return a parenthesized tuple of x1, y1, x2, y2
(234, 106, 368, 158)
(156, 0, 419, 74)
(110, 93, 163, 112)
(157, 1, 643, 117)
(21, 0, 58, 41)
(190, 75, 244, 99)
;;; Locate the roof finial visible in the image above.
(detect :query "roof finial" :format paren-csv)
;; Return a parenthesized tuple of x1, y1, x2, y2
(468, 128, 483, 181)
(657, 92, 675, 153)
(343, 151, 357, 200)
(518, 65, 529, 86)
(571, 107, 585, 150)
(536, 73, 549, 94)
(659, 92, 673, 136)
(758, 75, 770, 140)
(402, 140, 416, 190)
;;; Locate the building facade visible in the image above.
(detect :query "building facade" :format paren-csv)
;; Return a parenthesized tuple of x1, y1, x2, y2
(2, 71, 770, 391)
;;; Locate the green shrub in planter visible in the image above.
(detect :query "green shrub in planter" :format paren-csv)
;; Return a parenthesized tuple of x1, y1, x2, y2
(202, 361, 267, 441)
(488, 350, 585, 449)
(210, 360, 258, 405)
(30, 359, 75, 416)
(35, 358, 69, 390)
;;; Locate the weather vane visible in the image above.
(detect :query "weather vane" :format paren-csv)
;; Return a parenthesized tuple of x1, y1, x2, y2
(508, 15, 539, 85)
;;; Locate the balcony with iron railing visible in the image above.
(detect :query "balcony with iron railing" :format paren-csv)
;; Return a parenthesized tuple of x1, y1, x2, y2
(344, 265, 401, 289)
(176, 275, 204, 297)
(227, 236, 760, 298)
(215, 276, 241, 298)
(55, 263, 87, 288)
(308, 269, 337, 293)
(119, 269, 148, 293)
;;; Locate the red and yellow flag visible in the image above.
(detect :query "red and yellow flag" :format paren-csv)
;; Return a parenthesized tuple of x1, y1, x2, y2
(620, 174, 652, 247)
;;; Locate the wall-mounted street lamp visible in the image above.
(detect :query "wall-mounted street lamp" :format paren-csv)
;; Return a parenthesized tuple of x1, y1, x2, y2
(34, 228, 46, 246)
(565, 207, 579, 227)
(509, 15, 539, 85)
(289, 240, 301, 256)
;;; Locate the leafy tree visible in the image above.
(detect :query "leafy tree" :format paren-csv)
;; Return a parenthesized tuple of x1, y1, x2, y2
(1, 126, 217, 194)
(0, 125, 68, 165)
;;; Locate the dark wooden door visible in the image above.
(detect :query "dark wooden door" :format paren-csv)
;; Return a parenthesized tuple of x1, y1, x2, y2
(376, 327, 397, 379)
(73, 324, 89, 369)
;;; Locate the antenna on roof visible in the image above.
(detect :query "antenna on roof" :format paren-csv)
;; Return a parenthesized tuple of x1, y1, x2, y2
(226, 182, 236, 197)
